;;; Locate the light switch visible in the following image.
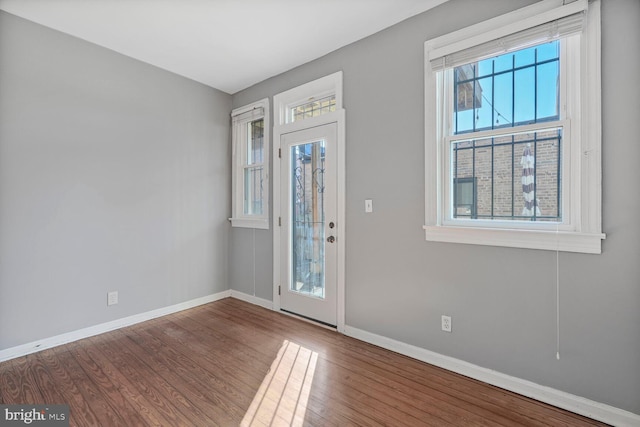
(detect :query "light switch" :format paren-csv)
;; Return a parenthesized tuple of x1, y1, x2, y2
(365, 199, 373, 213)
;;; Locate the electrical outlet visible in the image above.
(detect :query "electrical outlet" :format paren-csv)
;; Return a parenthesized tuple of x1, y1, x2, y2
(441, 315, 452, 332)
(107, 291, 118, 306)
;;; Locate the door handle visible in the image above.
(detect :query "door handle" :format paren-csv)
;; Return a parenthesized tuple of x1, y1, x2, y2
(327, 236, 335, 243)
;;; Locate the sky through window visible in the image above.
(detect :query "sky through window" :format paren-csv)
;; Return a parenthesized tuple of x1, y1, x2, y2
(454, 41, 560, 134)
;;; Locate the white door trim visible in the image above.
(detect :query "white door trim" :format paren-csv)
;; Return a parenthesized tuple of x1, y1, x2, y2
(273, 109, 345, 332)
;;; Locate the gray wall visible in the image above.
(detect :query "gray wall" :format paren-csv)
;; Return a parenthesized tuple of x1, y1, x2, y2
(0, 11, 232, 349)
(231, 0, 640, 415)
(229, 227, 273, 301)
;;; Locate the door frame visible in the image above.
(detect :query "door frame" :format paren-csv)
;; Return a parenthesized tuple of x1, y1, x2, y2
(273, 107, 345, 332)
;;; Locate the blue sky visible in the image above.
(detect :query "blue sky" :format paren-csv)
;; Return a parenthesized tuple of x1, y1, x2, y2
(455, 41, 559, 134)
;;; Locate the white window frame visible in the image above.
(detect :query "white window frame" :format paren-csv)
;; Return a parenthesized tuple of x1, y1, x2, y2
(230, 98, 270, 229)
(424, 0, 604, 254)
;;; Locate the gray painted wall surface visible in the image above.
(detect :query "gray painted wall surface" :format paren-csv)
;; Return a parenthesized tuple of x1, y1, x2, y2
(229, 227, 272, 301)
(0, 12, 232, 349)
(231, 0, 640, 414)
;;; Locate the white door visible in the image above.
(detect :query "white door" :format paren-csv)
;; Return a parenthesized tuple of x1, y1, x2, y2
(280, 123, 337, 326)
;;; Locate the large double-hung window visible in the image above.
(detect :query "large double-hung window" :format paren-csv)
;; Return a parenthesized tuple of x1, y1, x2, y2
(424, 0, 604, 253)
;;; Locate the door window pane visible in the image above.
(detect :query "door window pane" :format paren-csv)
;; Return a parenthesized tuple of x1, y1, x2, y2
(290, 140, 325, 299)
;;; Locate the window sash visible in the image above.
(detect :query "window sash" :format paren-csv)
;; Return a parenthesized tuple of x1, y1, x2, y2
(444, 122, 569, 229)
(450, 41, 560, 135)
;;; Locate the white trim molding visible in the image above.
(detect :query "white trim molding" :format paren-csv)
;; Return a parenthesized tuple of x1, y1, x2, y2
(0, 291, 231, 363)
(344, 325, 640, 427)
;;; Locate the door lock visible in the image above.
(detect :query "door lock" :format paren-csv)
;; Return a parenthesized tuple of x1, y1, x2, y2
(327, 236, 335, 243)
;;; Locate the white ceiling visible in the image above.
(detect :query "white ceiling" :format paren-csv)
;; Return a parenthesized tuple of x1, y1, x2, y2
(0, 0, 448, 94)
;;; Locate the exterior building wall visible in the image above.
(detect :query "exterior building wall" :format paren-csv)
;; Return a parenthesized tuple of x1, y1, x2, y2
(453, 129, 560, 220)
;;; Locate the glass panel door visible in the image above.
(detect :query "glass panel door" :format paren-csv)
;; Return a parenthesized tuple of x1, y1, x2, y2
(280, 123, 337, 326)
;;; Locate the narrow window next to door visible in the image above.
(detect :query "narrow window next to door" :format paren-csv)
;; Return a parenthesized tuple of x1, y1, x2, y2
(231, 98, 270, 229)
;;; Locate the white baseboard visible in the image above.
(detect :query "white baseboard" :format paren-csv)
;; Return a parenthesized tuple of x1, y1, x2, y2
(0, 290, 231, 363)
(344, 325, 640, 427)
(229, 290, 273, 310)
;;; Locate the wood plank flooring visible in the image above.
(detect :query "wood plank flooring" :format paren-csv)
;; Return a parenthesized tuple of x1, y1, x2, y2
(0, 298, 607, 426)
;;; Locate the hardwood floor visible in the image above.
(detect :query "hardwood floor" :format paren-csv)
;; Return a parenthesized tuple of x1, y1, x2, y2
(0, 298, 606, 426)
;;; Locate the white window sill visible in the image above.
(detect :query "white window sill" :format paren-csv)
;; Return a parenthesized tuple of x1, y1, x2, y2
(230, 217, 269, 230)
(423, 225, 605, 254)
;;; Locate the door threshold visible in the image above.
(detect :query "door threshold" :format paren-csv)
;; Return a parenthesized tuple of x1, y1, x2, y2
(280, 309, 337, 331)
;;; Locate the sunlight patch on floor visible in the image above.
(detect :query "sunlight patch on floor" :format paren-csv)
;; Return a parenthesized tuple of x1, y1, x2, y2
(241, 340, 318, 426)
